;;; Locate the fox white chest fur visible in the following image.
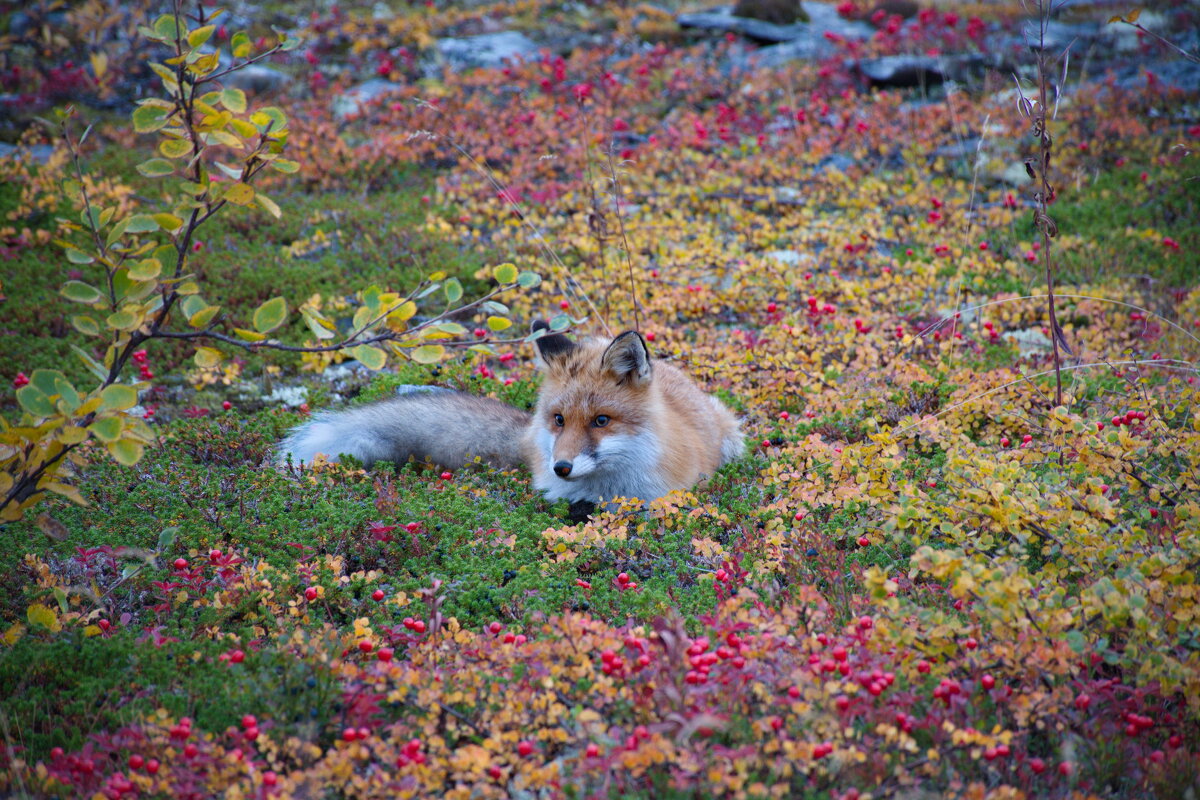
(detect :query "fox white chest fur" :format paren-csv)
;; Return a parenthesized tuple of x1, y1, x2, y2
(279, 324, 744, 507)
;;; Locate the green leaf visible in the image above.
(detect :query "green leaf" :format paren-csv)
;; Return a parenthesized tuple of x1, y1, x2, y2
(352, 344, 387, 370)
(223, 183, 255, 206)
(549, 314, 571, 331)
(1065, 630, 1087, 655)
(219, 87, 247, 113)
(194, 346, 223, 367)
(188, 25, 215, 49)
(72, 345, 108, 383)
(493, 262, 518, 284)
(249, 106, 288, 135)
(107, 439, 144, 467)
(132, 104, 170, 133)
(52, 376, 80, 413)
(256, 193, 281, 218)
(124, 214, 160, 233)
(30, 369, 66, 399)
(66, 248, 94, 265)
(152, 13, 180, 41)
(137, 159, 175, 178)
(517, 271, 542, 288)
(16, 386, 56, 418)
(61, 281, 103, 304)
(106, 309, 141, 332)
(230, 31, 251, 58)
(89, 416, 124, 443)
(127, 258, 162, 281)
(188, 304, 220, 329)
(159, 139, 192, 159)
(270, 158, 299, 173)
(443, 278, 463, 304)
(157, 526, 179, 552)
(409, 344, 445, 364)
(100, 384, 139, 412)
(71, 315, 100, 337)
(252, 296, 287, 333)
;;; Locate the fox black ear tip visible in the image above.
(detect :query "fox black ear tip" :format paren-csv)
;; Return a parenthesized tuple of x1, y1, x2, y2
(531, 319, 549, 333)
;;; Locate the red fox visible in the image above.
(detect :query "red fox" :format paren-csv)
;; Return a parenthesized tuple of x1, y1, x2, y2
(279, 322, 744, 507)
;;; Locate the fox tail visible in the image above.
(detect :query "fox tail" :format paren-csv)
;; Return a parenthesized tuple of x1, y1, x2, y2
(278, 386, 531, 470)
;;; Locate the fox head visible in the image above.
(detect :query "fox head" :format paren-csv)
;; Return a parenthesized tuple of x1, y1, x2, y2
(529, 321, 657, 485)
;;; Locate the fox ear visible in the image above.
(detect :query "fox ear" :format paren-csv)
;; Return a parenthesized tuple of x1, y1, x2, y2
(531, 319, 576, 368)
(601, 330, 652, 386)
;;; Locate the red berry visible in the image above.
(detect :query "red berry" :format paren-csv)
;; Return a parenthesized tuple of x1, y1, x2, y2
(377, 647, 393, 662)
(222, 401, 232, 411)
(439, 471, 452, 480)
(1058, 761, 1073, 776)
(128, 754, 144, 770)
(645, 331, 655, 341)
(858, 616, 873, 630)
(585, 743, 600, 758)
(963, 637, 977, 650)
(230, 649, 245, 663)
(1075, 693, 1090, 711)
(489, 621, 503, 634)
(857, 535, 869, 547)
(617, 572, 629, 584)
(917, 660, 931, 674)
(488, 765, 503, 780)
(372, 589, 385, 601)
(412, 620, 426, 633)
(241, 714, 257, 729)
(173, 558, 188, 570)
(358, 640, 373, 653)
(244, 726, 259, 741)
(1150, 509, 1159, 518)
(981, 674, 995, 690)
(184, 743, 197, 758)
(1029, 757, 1045, 774)
(146, 759, 160, 775)
(263, 770, 277, 786)
(343, 728, 357, 742)
(518, 740, 534, 757)
(766, 302, 778, 313)
(304, 586, 318, 601)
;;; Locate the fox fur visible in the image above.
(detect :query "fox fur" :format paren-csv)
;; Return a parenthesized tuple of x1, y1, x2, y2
(278, 323, 744, 505)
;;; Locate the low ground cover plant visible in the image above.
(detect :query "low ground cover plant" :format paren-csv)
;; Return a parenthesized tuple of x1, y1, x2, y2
(1, 0, 1198, 797)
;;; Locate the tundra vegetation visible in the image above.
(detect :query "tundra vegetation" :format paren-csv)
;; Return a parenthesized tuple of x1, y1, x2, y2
(0, 0, 1198, 798)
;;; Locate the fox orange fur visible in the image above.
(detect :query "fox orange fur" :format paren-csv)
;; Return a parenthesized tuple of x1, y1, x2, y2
(279, 322, 744, 506)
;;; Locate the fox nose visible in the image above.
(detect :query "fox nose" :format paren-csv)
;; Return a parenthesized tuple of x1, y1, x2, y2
(553, 460, 573, 478)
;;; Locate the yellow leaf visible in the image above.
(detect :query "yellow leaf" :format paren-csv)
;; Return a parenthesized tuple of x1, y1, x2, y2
(90, 51, 108, 80)
(2, 623, 25, 646)
(27, 603, 62, 633)
(223, 183, 255, 206)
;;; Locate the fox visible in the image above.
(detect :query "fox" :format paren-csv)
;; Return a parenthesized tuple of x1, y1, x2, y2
(278, 321, 744, 509)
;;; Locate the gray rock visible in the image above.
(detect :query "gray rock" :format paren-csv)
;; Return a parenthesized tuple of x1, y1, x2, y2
(1003, 327, 1053, 357)
(856, 54, 986, 88)
(814, 153, 855, 174)
(332, 79, 405, 120)
(0, 143, 56, 164)
(999, 161, 1033, 187)
(764, 249, 814, 266)
(221, 64, 288, 96)
(436, 31, 539, 71)
(1007, 19, 1099, 53)
(1116, 59, 1200, 93)
(679, 2, 873, 44)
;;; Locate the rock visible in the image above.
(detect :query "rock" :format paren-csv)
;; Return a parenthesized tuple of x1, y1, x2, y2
(1003, 327, 1052, 357)
(332, 79, 404, 120)
(221, 64, 288, 96)
(764, 249, 814, 266)
(264, 385, 309, 408)
(814, 153, 855, 174)
(679, 2, 873, 44)
(1009, 19, 1099, 52)
(932, 137, 983, 162)
(435, 31, 539, 72)
(732, 0, 809, 26)
(0, 143, 56, 164)
(999, 161, 1033, 187)
(1118, 60, 1200, 94)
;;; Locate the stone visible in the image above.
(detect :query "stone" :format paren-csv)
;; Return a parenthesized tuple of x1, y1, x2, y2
(221, 64, 288, 96)
(732, 0, 809, 26)
(435, 31, 539, 72)
(332, 79, 404, 120)
(0, 143, 56, 164)
(678, 2, 873, 45)
(764, 249, 814, 267)
(1003, 327, 1053, 357)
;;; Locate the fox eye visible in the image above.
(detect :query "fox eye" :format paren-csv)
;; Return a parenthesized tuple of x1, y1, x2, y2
(554, 414, 564, 427)
(593, 415, 610, 427)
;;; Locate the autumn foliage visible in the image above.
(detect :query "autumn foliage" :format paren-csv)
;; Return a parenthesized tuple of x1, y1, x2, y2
(2, 0, 1199, 798)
